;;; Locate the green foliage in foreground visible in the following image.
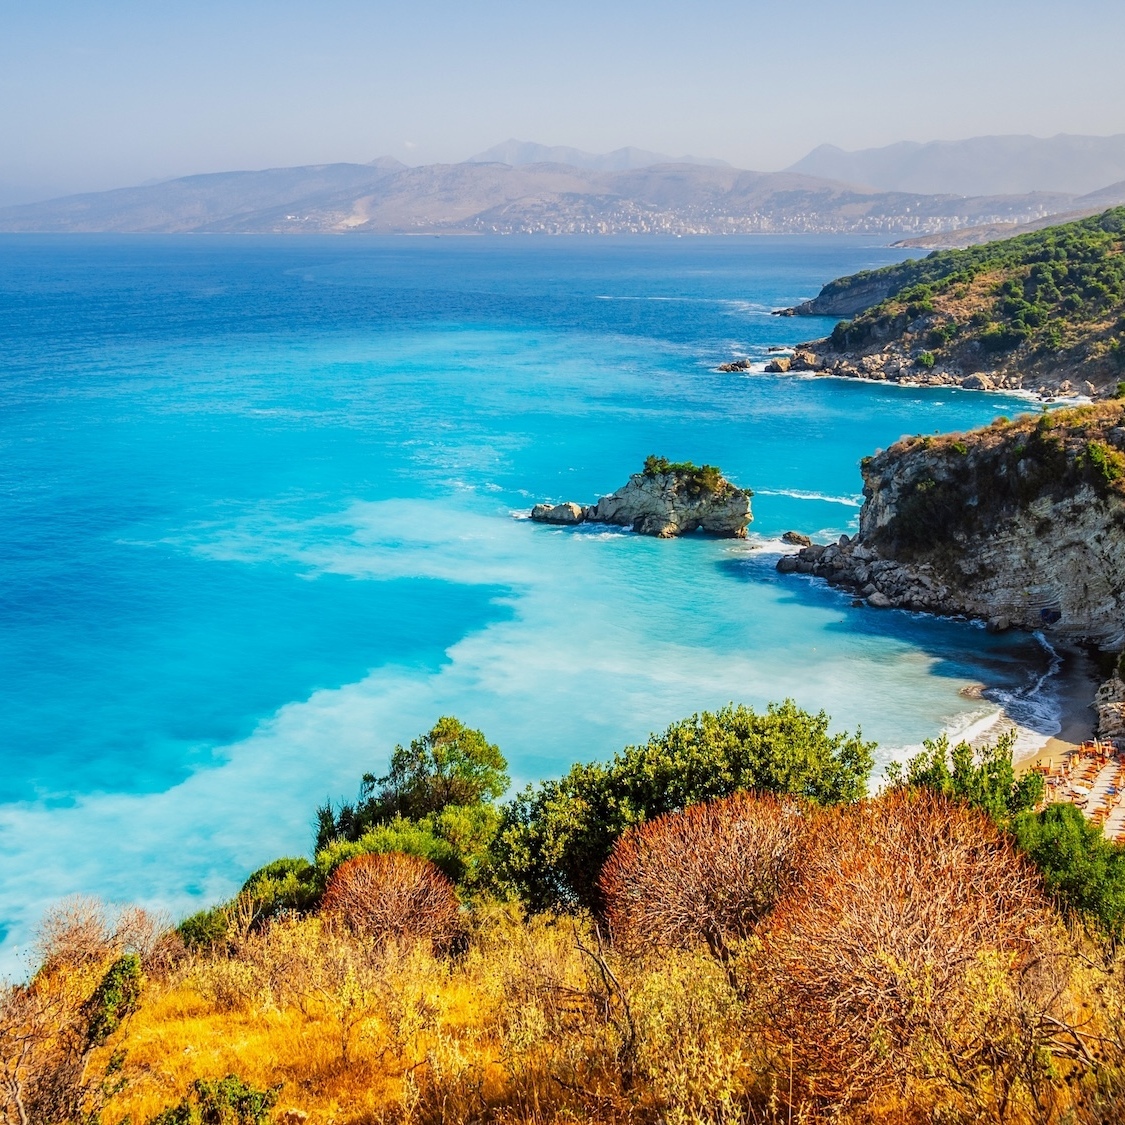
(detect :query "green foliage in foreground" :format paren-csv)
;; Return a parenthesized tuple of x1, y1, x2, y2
(1013, 802, 1125, 938)
(314, 716, 508, 893)
(316, 804, 500, 888)
(887, 732, 1125, 938)
(241, 856, 320, 913)
(148, 1074, 280, 1125)
(494, 700, 876, 911)
(317, 716, 508, 848)
(885, 731, 1045, 822)
(177, 905, 231, 950)
(185, 700, 1125, 946)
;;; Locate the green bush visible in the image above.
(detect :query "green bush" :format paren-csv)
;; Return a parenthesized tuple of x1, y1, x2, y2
(315, 717, 508, 892)
(494, 700, 875, 911)
(916, 351, 936, 369)
(240, 857, 320, 916)
(1012, 803, 1125, 937)
(885, 732, 1043, 823)
(148, 1074, 280, 1125)
(317, 716, 508, 848)
(642, 455, 726, 497)
(84, 953, 145, 1047)
(1083, 439, 1125, 486)
(177, 905, 231, 950)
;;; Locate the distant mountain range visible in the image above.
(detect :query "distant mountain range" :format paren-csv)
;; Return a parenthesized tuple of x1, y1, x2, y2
(467, 139, 729, 171)
(3, 135, 1125, 238)
(787, 134, 1125, 197)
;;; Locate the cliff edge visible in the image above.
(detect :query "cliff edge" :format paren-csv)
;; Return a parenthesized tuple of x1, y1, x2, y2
(531, 457, 752, 538)
(777, 402, 1125, 649)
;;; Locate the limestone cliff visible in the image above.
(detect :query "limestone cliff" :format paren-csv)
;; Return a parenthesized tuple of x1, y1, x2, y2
(531, 458, 752, 538)
(776, 403, 1125, 649)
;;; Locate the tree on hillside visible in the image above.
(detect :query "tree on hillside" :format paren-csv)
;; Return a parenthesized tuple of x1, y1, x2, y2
(313, 717, 509, 894)
(494, 700, 875, 912)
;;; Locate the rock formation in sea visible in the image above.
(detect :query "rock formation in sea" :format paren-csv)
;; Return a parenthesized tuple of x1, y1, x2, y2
(531, 458, 752, 538)
(776, 403, 1125, 649)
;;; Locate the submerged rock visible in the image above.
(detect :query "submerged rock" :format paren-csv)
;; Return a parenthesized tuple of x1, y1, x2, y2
(530, 458, 752, 539)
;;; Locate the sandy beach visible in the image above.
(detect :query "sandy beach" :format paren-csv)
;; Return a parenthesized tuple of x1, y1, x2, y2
(1015, 645, 1101, 772)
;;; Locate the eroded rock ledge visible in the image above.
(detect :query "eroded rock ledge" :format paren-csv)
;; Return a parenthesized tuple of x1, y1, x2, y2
(776, 403, 1125, 649)
(758, 345, 1095, 400)
(531, 457, 752, 538)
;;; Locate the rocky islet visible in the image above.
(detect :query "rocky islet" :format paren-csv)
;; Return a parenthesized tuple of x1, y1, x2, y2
(531, 461, 752, 538)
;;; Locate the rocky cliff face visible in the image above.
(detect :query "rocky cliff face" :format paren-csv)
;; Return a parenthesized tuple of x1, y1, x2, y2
(778, 274, 899, 318)
(531, 462, 752, 538)
(777, 403, 1125, 648)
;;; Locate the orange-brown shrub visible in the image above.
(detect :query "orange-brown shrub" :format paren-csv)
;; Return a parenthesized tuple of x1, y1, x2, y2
(599, 792, 809, 970)
(756, 788, 1079, 1118)
(320, 852, 460, 949)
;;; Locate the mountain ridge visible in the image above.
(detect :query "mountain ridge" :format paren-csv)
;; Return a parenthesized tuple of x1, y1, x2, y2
(0, 159, 1110, 237)
(788, 134, 1125, 198)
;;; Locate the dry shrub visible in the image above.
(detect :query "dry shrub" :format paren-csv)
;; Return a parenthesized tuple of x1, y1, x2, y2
(757, 788, 1081, 1120)
(320, 852, 460, 950)
(599, 792, 809, 975)
(1, 899, 153, 1125)
(35, 896, 165, 974)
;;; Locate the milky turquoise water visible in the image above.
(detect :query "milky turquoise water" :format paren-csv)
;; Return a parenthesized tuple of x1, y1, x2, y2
(0, 234, 1051, 964)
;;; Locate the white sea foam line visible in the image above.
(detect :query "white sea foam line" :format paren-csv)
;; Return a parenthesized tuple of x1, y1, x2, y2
(754, 489, 863, 507)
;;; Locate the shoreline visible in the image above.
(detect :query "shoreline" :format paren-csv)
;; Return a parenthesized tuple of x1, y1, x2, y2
(959, 642, 1100, 770)
(1013, 645, 1101, 769)
(721, 357, 1087, 405)
(747, 537, 1101, 764)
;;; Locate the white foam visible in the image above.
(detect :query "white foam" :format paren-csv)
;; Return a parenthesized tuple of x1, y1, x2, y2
(755, 488, 863, 507)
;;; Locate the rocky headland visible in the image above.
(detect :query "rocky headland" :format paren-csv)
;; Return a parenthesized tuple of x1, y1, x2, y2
(759, 207, 1125, 401)
(777, 402, 1125, 645)
(531, 457, 752, 538)
(776, 402, 1125, 744)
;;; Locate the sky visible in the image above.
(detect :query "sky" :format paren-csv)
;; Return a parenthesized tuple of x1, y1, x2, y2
(2, 0, 1125, 205)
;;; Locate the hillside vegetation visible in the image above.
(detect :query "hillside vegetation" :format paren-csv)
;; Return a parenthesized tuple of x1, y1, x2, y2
(809, 207, 1125, 396)
(7, 708, 1125, 1125)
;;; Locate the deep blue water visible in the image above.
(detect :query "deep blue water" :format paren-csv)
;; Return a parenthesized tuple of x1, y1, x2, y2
(0, 234, 1052, 962)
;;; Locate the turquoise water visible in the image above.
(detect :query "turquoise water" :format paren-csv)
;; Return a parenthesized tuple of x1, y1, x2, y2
(0, 234, 1049, 962)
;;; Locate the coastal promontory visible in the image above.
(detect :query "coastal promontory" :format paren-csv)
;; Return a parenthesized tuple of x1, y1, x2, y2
(777, 402, 1125, 649)
(531, 456, 752, 538)
(770, 207, 1125, 400)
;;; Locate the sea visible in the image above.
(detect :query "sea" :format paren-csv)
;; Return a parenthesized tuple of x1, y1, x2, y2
(0, 233, 1062, 967)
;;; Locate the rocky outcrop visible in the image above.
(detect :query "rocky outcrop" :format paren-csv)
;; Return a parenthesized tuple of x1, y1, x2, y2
(764, 209, 1125, 401)
(763, 336, 1099, 400)
(776, 403, 1125, 649)
(774, 273, 898, 318)
(1095, 675, 1125, 747)
(531, 461, 752, 538)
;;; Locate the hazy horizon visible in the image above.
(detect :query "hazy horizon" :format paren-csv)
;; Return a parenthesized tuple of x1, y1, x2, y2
(3, 0, 1125, 206)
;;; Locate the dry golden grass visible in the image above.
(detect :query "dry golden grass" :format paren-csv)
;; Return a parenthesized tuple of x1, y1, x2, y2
(11, 802, 1125, 1125)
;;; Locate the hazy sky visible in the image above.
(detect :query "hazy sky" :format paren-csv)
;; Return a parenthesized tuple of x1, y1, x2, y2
(2, 0, 1125, 204)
